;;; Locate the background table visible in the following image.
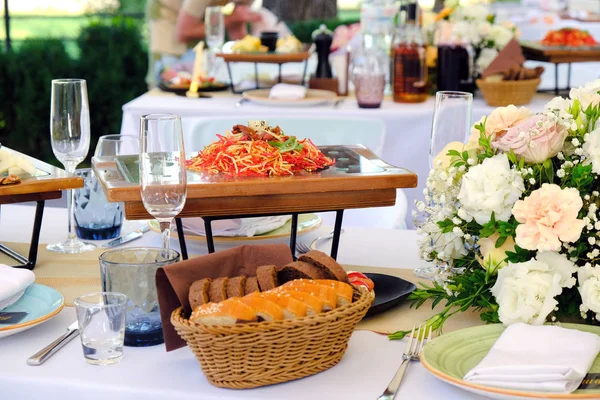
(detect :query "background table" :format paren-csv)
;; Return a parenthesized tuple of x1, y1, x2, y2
(120, 90, 553, 228)
(0, 204, 488, 400)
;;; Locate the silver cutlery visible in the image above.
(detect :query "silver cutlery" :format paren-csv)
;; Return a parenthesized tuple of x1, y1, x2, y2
(377, 324, 431, 400)
(236, 98, 249, 108)
(27, 321, 79, 366)
(295, 228, 345, 255)
(332, 98, 345, 109)
(102, 224, 150, 248)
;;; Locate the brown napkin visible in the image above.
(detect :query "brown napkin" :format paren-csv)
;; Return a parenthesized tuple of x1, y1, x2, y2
(156, 244, 293, 351)
(481, 39, 526, 79)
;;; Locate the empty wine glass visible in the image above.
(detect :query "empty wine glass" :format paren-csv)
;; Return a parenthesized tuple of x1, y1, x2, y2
(415, 91, 473, 280)
(139, 114, 187, 250)
(205, 6, 225, 51)
(47, 78, 96, 254)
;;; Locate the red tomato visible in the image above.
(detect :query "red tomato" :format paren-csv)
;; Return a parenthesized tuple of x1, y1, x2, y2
(347, 271, 369, 281)
(350, 277, 375, 291)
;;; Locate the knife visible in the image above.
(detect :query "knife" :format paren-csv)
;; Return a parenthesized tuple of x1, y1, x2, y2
(102, 225, 150, 248)
(27, 321, 79, 366)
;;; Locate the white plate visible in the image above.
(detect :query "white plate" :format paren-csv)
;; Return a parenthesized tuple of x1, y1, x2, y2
(242, 89, 337, 107)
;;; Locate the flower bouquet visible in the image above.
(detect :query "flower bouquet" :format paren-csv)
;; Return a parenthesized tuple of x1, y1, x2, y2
(391, 79, 600, 340)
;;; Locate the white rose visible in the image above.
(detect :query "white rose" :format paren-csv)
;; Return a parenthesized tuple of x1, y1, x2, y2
(477, 21, 492, 37)
(578, 265, 600, 317)
(475, 48, 498, 73)
(491, 252, 576, 326)
(457, 154, 525, 225)
(570, 79, 600, 110)
(420, 221, 468, 261)
(490, 25, 513, 49)
(583, 127, 600, 175)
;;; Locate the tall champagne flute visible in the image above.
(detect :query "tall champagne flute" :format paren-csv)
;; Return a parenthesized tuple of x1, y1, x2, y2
(48, 79, 96, 254)
(415, 91, 473, 280)
(205, 6, 225, 76)
(140, 114, 187, 250)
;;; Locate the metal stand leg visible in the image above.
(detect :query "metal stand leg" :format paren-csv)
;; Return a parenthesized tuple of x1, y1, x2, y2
(301, 60, 309, 86)
(203, 217, 216, 254)
(278, 63, 282, 83)
(289, 213, 299, 259)
(226, 62, 243, 94)
(254, 63, 259, 88)
(554, 63, 559, 96)
(330, 210, 344, 260)
(0, 200, 45, 270)
(175, 218, 188, 260)
(567, 63, 572, 91)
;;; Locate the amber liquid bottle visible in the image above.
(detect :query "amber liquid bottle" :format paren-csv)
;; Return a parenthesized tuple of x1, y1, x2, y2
(392, 10, 428, 103)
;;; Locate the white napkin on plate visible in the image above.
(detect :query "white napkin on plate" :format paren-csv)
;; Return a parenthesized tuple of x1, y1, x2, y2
(182, 216, 292, 237)
(464, 323, 600, 393)
(268, 83, 307, 99)
(0, 264, 35, 310)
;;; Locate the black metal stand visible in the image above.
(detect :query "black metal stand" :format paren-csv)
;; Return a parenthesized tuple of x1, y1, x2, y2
(174, 209, 345, 260)
(537, 63, 572, 95)
(225, 60, 310, 94)
(0, 200, 45, 270)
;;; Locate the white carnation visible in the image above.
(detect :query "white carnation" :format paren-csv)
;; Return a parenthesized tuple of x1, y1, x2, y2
(491, 252, 576, 326)
(490, 25, 513, 49)
(475, 48, 498, 74)
(578, 266, 600, 317)
(452, 21, 481, 47)
(582, 127, 600, 174)
(451, 4, 490, 22)
(457, 154, 524, 225)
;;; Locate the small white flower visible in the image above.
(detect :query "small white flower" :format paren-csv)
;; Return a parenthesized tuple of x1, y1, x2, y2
(589, 237, 597, 245)
(578, 266, 600, 318)
(572, 138, 581, 147)
(529, 178, 536, 185)
(557, 169, 566, 178)
(585, 195, 591, 200)
(452, 227, 464, 236)
(557, 152, 565, 160)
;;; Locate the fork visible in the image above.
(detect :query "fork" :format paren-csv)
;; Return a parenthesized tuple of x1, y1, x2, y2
(295, 229, 345, 256)
(377, 324, 431, 400)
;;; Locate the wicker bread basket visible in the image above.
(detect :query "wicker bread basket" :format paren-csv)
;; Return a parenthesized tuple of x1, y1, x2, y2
(476, 78, 541, 107)
(171, 288, 375, 389)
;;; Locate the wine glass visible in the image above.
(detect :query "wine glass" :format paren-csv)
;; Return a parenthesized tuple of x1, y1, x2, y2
(139, 114, 187, 250)
(47, 79, 96, 254)
(415, 91, 473, 280)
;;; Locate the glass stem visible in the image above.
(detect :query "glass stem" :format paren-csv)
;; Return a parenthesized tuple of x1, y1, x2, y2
(159, 220, 171, 250)
(65, 163, 78, 242)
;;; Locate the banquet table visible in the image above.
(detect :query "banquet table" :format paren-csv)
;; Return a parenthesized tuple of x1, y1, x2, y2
(120, 90, 553, 228)
(0, 204, 488, 400)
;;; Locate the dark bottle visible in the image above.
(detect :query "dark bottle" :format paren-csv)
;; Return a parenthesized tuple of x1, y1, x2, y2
(312, 24, 333, 78)
(435, 22, 475, 93)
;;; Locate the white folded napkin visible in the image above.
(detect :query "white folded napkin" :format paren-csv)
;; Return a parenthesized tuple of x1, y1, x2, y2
(268, 83, 307, 100)
(0, 264, 35, 310)
(464, 323, 600, 393)
(182, 216, 291, 238)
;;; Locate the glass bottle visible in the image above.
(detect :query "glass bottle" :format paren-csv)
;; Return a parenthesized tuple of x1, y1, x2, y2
(436, 22, 475, 93)
(392, 2, 428, 103)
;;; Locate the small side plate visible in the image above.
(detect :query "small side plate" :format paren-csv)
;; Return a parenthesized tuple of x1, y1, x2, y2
(364, 273, 416, 317)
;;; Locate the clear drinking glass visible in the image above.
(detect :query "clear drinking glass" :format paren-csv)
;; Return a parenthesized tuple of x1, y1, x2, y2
(415, 91, 473, 280)
(74, 292, 127, 365)
(205, 6, 225, 50)
(352, 48, 386, 109)
(100, 247, 180, 347)
(94, 134, 140, 159)
(139, 114, 187, 250)
(47, 79, 95, 254)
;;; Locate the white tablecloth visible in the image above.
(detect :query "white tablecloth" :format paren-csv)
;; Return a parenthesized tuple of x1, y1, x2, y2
(0, 204, 486, 400)
(120, 91, 553, 228)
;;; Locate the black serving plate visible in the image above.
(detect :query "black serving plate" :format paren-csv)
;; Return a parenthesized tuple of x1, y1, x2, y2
(158, 81, 230, 95)
(364, 273, 417, 317)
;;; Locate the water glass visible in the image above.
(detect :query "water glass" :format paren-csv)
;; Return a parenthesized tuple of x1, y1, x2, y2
(99, 248, 180, 347)
(74, 168, 123, 240)
(140, 114, 187, 250)
(74, 292, 127, 365)
(47, 78, 95, 254)
(352, 49, 385, 109)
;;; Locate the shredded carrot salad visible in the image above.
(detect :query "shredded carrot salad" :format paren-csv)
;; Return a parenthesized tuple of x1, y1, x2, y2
(186, 123, 335, 177)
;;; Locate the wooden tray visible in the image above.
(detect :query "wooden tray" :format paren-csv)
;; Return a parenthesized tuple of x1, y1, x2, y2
(92, 145, 418, 220)
(521, 41, 600, 63)
(216, 50, 310, 64)
(0, 147, 83, 204)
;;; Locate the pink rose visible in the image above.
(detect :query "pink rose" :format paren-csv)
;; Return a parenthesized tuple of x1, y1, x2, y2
(512, 183, 585, 251)
(492, 114, 568, 163)
(467, 105, 533, 147)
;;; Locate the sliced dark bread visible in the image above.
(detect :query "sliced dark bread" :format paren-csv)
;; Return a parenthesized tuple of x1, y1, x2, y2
(188, 278, 211, 310)
(277, 261, 327, 284)
(244, 276, 260, 295)
(209, 277, 229, 302)
(256, 265, 279, 291)
(298, 250, 349, 283)
(227, 276, 247, 298)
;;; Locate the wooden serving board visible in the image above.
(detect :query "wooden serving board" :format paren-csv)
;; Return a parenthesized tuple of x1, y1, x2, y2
(0, 147, 83, 205)
(216, 50, 310, 64)
(521, 41, 600, 63)
(92, 145, 418, 220)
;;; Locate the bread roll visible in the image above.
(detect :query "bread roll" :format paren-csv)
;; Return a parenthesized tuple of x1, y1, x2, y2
(190, 298, 258, 325)
(189, 278, 211, 309)
(239, 296, 285, 321)
(251, 291, 308, 319)
(311, 279, 353, 306)
(281, 279, 337, 311)
(298, 251, 349, 283)
(273, 288, 323, 315)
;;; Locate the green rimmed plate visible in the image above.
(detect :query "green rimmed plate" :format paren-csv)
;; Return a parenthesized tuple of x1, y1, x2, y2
(0, 284, 64, 339)
(421, 324, 600, 399)
(148, 214, 322, 243)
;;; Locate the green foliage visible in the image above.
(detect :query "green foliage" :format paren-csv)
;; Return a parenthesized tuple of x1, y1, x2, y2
(0, 18, 147, 166)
